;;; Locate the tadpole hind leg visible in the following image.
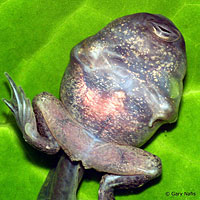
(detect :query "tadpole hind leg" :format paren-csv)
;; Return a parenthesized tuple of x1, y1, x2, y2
(81, 142, 162, 200)
(3, 73, 60, 154)
(98, 173, 155, 200)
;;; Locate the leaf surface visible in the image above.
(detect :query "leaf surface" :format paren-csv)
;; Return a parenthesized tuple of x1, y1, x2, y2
(0, 0, 199, 199)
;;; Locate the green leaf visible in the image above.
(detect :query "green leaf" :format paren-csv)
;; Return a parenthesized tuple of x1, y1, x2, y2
(0, 0, 199, 200)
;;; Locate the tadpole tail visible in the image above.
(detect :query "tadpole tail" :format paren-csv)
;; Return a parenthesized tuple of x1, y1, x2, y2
(37, 153, 84, 200)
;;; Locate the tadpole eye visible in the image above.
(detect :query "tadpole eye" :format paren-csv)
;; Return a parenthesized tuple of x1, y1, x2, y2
(147, 20, 181, 42)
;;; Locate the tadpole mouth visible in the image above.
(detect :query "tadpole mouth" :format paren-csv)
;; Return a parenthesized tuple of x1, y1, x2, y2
(148, 111, 178, 128)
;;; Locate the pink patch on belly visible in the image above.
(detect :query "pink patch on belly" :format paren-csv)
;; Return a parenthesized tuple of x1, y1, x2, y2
(79, 80, 126, 120)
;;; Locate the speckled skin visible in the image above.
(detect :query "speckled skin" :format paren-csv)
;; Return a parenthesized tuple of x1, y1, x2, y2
(4, 13, 186, 200)
(60, 13, 186, 147)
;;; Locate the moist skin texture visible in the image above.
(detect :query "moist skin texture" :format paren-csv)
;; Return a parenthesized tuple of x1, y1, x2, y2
(4, 13, 186, 200)
(60, 13, 186, 148)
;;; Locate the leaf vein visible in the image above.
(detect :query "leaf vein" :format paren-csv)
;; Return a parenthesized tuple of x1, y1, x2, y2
(171, 3, 186, 20)
(17, 0, 87, 66)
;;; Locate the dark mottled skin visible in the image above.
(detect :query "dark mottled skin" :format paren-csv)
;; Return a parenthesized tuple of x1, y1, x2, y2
(4, 13, 186, 200)
(60, 13, 186, 147)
